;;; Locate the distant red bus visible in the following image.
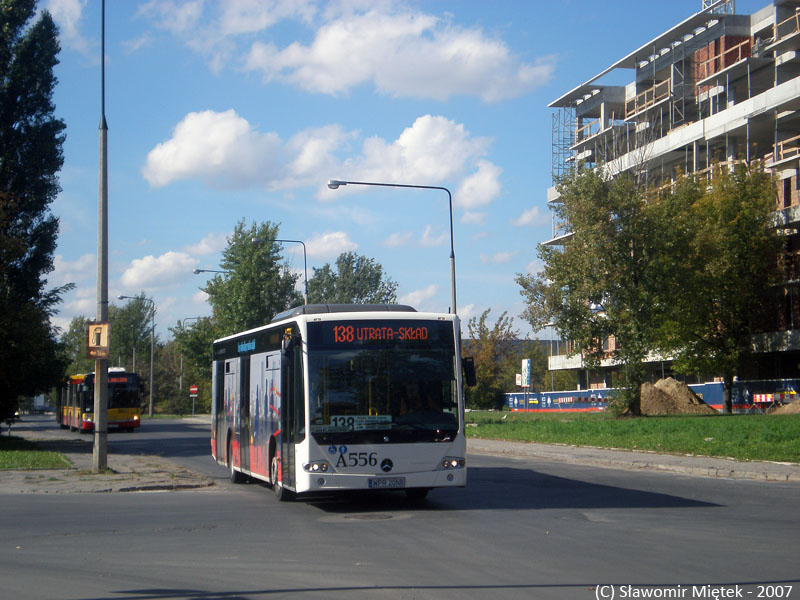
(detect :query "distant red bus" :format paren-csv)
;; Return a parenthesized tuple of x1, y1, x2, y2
(56, 368, 142, 432)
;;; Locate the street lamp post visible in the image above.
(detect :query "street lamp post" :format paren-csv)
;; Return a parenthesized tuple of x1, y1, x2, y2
(251, 238, 309, 305)
(327, 179, 457, 315)
(118, 295, 155, 417)
(192, 269, 230, 275)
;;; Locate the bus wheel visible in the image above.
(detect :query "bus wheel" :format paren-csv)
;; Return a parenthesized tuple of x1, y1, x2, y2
(271, 455, 294, 502)
(228, 439, 245, 484)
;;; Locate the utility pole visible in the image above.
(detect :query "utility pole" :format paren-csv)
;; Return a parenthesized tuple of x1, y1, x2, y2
(93, 0, 109, 472)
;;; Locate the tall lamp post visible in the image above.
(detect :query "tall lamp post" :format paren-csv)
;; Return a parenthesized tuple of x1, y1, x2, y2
(327, 179, 457, 315)
(192, 269, 229, 275)
(118, 295, 155, 417)
(93, 0, 110, 473)
(251, 238, 309, 305)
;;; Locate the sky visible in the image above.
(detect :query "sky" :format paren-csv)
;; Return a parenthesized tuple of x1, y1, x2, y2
(44, 0, 767, 341)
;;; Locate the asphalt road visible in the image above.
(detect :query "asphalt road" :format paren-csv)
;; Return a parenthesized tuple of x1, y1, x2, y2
(2, 418, 798, 600)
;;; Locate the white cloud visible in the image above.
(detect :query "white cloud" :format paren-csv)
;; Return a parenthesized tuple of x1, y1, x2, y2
(419, 225, 448, 247)
(460, 212, 486, 225)
(305, 231, 357, 260)
(142, 109, 282, 188)
(243, 7, 553, 102)
(282, 125, 352, 186)
(144, 112, 496, 209)
(512, 205, 549, 227)
(120, 251, 198, 289)
(480, 252, 514, 265)
(45, 0, 93, 58)
(52, 253, 95, 287)
(525, 259, 544, 275)
(384, 231, 413, 248)
(399, 284, 439, 307)
(458, 303, 477, 322)
(183, 232, 229, 255)
(455, 160, 502, 209)
(138, 0, 204, 37)
(321, 115, 489, 201)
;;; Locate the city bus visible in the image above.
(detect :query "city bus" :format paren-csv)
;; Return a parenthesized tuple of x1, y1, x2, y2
(57, 368, 142, 432)
(211, 304, 474, 501)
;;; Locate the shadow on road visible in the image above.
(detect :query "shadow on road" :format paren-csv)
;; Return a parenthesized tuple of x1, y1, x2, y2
(306, 464, 719, 513)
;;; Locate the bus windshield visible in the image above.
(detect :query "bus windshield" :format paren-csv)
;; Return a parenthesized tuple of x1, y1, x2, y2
(307, 319, 459, 444)
(83, 373, 141, 410)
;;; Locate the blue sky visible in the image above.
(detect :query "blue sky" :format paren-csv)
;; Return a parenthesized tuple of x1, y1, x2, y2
(46, 0, 766, 339)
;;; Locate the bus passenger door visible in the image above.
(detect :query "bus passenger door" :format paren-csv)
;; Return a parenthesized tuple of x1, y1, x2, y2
(212, 361, 226, 460)
(224, 359, 239, 466)
(239, 357, 250, 473)
(280, 338, 304, 491)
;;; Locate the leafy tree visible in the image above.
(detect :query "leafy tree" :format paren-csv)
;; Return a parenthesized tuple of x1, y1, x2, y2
(204, 220, 301, 335)
(516, 169, 666, 415)
(463, 309, 529, 410)
(61, 316, 94, 375)
(659, 165, 781, 412)
(308, 251, 398, 305)
(170, 316, 218, 412)
(110, 296, 156, 374)
(0, 2, 68, 419)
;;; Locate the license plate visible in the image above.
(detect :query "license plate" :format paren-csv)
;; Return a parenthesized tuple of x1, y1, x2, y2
(368, 477, 405, 489)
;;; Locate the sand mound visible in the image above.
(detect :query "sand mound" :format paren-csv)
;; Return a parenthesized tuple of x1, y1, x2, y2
(772, 400, 800, 414)
(641, 378, 716, 415)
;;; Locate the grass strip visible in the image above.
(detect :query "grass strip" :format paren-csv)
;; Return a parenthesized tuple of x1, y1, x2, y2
(465, 411, 800, 463)
(0, 436, 71, 470)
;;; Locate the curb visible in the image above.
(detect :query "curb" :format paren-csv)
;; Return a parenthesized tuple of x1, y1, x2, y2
(467, 438, 800, 482)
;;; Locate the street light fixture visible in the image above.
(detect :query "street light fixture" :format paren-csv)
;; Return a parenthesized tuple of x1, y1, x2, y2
(193, 269, 229, 274)
(327, 179, 457, 314)
(251, 238, 309, 305)
(118, 295, 155, 417)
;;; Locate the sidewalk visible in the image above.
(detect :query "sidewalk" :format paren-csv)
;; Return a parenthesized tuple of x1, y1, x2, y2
(0, 417, 214, 494)
(468, 438, 800, 482)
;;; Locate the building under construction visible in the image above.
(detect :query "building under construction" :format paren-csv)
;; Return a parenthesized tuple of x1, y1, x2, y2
(545, 0, 800, 386)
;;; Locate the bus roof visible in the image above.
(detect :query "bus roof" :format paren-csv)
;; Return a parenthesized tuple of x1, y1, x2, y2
(271, 303, 416, 323)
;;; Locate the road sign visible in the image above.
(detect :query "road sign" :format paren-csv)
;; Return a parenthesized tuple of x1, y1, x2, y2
(87, 322, 110, 359)
(189, 385, 198, 397)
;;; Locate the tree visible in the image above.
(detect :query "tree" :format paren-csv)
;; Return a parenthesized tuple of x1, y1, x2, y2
(308, 251, 398, 305)
(516, 169, 666, 414)
(110, 296, 156, 374)
(463, 309, 528, 410)
(204, 220, 301, 335)
(61, 316, 94, 375)
(170, 316, 218, 412)
(659, 165, 782, 412)
(0, 2, 68, 419)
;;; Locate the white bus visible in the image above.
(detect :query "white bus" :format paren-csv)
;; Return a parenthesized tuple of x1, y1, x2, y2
(211, 304, 474, 501)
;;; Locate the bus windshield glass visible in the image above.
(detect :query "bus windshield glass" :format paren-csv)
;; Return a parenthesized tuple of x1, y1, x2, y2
(306, 319, 459, 444)
(83, 373, 140, 410)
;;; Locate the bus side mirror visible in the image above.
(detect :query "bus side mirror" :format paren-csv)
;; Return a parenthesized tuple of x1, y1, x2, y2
(462, 357, 477, 387)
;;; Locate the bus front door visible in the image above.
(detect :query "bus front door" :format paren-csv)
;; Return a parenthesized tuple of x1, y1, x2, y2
(280, 340, 303, 492)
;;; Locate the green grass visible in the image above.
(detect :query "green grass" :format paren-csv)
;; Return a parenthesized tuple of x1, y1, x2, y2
(465, 411, 800, 463)
(0, 436, 71, 470)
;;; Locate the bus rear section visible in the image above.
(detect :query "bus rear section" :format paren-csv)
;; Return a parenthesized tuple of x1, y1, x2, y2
(212, 304, 468, 501)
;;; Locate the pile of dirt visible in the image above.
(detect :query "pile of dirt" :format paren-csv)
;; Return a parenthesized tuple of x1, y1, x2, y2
(772, 400, 800, 414)
(640, 378, 716, 415)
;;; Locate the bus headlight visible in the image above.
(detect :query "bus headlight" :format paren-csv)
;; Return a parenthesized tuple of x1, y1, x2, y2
(440, 457, 465, 470)
(303, 460, 331, 473)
